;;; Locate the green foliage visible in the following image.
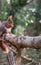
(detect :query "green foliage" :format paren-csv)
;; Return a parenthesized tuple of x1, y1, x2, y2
(19, 0, 27, 6)
(14, 25, 25, 35)
(0, 0, 8, 20)
(0, 0, 41, 35)
(0, 0, 41, 65)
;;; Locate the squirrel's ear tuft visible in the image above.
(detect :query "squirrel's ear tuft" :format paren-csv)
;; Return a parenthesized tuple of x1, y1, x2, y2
(8, 15, 12, 21)
(8, 16, 13, 23)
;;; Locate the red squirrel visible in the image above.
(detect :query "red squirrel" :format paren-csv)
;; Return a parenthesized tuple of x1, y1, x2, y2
(0, 16, 14, 53)
(0, 15, 14, 36)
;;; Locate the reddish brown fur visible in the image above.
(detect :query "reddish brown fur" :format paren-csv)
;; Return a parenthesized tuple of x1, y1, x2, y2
(0, 16, 14, 53)
(0, 41, 7, 51)
(0, 16, 14, 36)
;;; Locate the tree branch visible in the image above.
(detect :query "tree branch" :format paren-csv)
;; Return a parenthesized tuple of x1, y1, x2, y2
(11, 48, 32, 62)
(5, 34, 41, 49)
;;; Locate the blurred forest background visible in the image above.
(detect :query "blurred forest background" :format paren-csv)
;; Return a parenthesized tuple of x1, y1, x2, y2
(0, 0, 41, 65)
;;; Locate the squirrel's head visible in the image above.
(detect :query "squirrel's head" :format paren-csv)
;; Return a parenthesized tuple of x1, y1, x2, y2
(6, 16, 14, 28)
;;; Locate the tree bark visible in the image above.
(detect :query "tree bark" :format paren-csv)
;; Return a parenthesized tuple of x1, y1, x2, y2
(15, 48, 22, 65)
(5, 34, 41, 49)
